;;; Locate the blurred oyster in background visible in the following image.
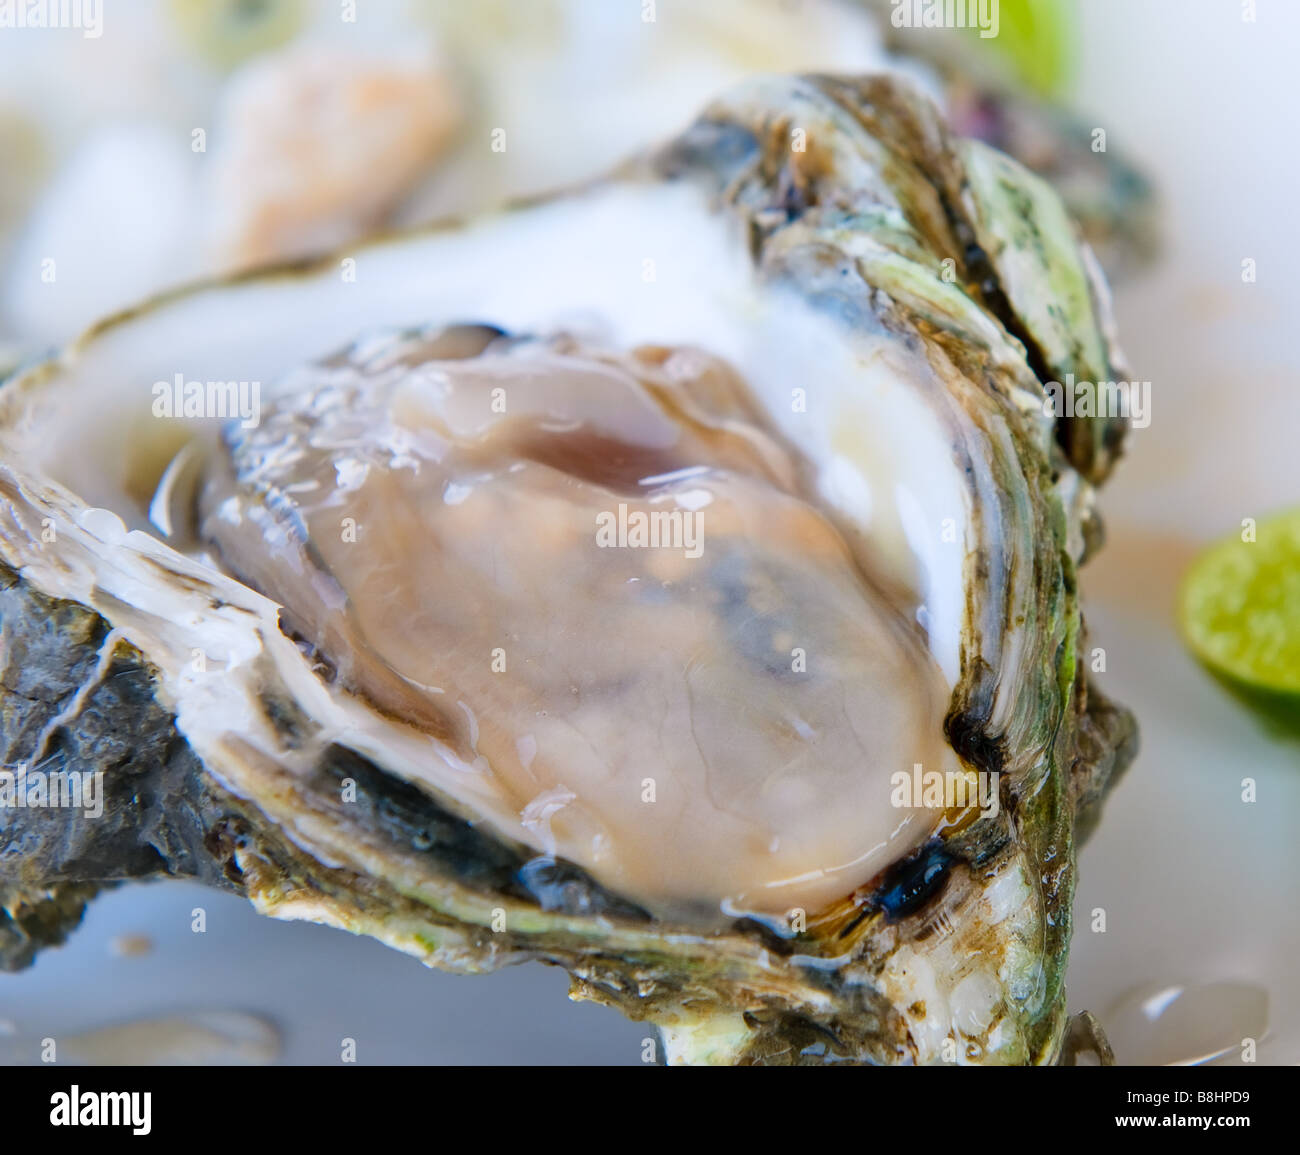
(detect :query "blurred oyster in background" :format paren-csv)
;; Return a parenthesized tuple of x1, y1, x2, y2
(206, 43, 459, 272)
(404, 0, 919, 221)
(0, 0, 464, 346)
(0, 0, 903, 352)
(0, 0, 1155, 359)
(167, 0, 307, 69)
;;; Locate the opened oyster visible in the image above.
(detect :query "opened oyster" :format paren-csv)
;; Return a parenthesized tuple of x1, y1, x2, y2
(0, 74, 1135, 1064)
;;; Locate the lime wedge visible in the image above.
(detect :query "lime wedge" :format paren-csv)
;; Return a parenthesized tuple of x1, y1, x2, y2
(968, 0, 1076, 100)
(1179, 509, 1300, 711)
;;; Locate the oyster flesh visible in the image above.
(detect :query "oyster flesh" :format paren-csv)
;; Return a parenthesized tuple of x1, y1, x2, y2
(0, 74, 1136, 1065)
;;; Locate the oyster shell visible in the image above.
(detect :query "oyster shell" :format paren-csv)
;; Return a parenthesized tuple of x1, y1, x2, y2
(865, 0, 1159, 281)
(0, 74, 1136, 1064)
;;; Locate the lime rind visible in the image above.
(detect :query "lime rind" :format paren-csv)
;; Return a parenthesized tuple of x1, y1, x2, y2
(962, 0, 1077, 100)
(1179, 509, 1300, 700)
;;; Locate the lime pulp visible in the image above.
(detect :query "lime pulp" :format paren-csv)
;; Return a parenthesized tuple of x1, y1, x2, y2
(1179, 508, 1300, 700)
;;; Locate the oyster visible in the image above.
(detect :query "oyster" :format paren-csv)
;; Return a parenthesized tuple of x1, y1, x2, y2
(0, 74, 1135, 1064)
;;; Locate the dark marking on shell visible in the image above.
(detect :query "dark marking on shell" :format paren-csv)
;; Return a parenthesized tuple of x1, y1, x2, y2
(944, 706, 1008, 778)
(517, 857, 650, 921)
(307, 746, 652, 922)
(872, 842, 954, 923)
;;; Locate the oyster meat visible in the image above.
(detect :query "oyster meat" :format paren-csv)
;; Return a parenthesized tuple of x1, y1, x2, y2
(0, 74, 1136, 1065)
